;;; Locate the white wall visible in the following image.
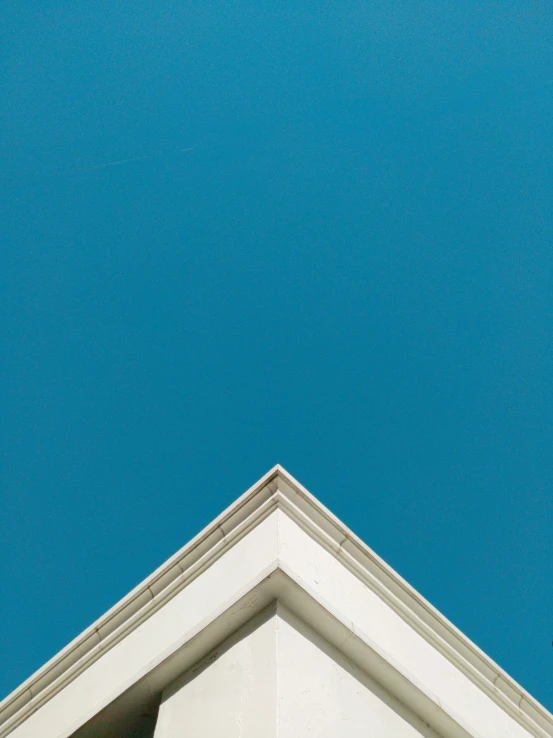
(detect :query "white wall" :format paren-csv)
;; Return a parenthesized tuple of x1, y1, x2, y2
(155, 605, 441, 738)
(154, 611, 277, 738)
(278, 607, 440, 738)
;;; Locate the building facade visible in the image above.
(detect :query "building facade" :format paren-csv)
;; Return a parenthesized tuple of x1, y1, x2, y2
(1, 466, 551, 738)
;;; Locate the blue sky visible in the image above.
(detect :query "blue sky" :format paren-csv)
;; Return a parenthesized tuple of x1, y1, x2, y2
(1, 0, 552, 713)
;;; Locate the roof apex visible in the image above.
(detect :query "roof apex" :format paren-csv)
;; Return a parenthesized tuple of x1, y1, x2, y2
(2, 466, 553, 738)
(0, 465, 294, 730)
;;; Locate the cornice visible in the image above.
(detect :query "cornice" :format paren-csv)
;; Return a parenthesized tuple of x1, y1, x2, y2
(274, 478, 553, 738)
(0, 466, 281, 736)
(1, 465, 551, 738)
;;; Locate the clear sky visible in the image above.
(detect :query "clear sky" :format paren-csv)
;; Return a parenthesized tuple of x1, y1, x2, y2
(1, 0, 552, 714)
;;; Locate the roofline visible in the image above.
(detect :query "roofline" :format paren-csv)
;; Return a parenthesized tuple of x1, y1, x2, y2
(1, 465, 552, 738)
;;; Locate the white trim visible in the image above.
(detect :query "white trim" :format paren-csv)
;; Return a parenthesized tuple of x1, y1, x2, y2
(1, 466, 551, 738)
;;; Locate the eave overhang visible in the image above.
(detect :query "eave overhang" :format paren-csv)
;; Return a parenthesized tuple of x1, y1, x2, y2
(1, 466, 551, 738)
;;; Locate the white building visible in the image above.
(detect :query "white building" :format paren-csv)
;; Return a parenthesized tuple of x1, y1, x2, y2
(1, 466, 551, 738)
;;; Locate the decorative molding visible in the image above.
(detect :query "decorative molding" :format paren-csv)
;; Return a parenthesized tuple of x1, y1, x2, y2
(1, 466, 551, 738)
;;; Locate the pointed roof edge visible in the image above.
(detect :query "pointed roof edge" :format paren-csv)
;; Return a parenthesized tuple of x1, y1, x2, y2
(1, 465, 551, 738)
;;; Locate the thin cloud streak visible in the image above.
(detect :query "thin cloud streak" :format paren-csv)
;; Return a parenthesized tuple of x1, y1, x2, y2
(0, 147, 194, 188)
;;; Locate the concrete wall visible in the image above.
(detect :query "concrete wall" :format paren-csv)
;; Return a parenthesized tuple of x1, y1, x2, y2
(154, 611, 277, 738)
(154, 606, 441, 738)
